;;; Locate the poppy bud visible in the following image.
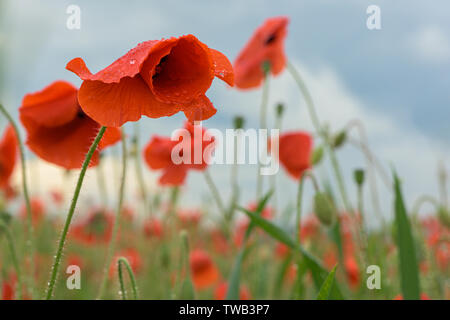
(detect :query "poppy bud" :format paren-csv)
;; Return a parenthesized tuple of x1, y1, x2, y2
(311, 146, 324, 166)
(437, 206, 450, 228)
(313, 192, 336, 227)
(233, 116, 245, 130)
(332, 130, 347, 149)
(276, 103, 285, 118)
(353, 169, 365, 186)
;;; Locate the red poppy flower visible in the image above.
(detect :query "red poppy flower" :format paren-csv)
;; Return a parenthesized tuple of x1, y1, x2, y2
(19, 81, 121, 170)
(0, 125, 17, 190)
(20, 197, 45, 226)
(109, 248, 142, 278)
(66, 35, 234, 127)
(234, 16, 289, 89)
(277, 131, 313, 179)
(1, 278, 15, 300)
(344, 256, 360, 288)
(66, 254, 84, 270)
(189, 249, 219, 289)
(143, 218, 163, 239)
(71, 207, 114, 245)
(178, 209, 202, 226)
(143, 121, 215, 186)
(214, 282, 251, 300)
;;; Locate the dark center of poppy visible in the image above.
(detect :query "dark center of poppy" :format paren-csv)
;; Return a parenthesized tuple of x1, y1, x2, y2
(150, 38, 213, 104)
(77, 109, 87, 119)
(265, 33, 277, 45)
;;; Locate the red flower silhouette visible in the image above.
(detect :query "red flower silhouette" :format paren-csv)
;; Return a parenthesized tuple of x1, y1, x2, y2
(19, 81, 121, 170)
(143, 121, 215, 186)
(214, 282, 251, 300)
(66, 35, 234, 127)
(190, 249, 219, 289)
(143, 218, 163, 239)
(20, 197, 45, 226)
(0, 125, 17, 190)
(109, 248, 142, 278)
(71, 208, 114, 245)
(277, 131, 313, 179)
(234, 16, 289, 89)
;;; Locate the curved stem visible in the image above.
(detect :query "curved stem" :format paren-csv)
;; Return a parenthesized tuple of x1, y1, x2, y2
(97, 129, 127, 299)
(0, 221, 23, 299)
(256, 74, 270, 200)
(203, 169, 226, 217)
(286, 62, 352, 214)
(296, 171, 320, 241)
(45, 126, 107, 299)
(411, 195, 440, 220)
(0, 103, 34, 298)
(117, 257, 139, 300)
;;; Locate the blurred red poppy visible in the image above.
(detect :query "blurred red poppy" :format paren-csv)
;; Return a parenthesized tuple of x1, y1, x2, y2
(143, 121, 215, 186)
(344, 255, 360, 289)
(143, 218, 163, 239)
(71, 208, 114, 245)
(20, 197, 45, 226)
(234, 16, 289, 89)
(19, 81, 121, 170)
(214, 282, 251, 300)
(277, 131, 313, 179)
(190, 249, 219, 289)
(66, 35, 234, 127)
(0, 125, 17, 190)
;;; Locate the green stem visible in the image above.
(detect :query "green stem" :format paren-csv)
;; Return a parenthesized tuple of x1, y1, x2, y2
(287, 62, 352, 214)
(97, 128, 127, 299)
(296, 171, 320, 241)
(0, 221, 23, 299)
(203, 169, 226, 217)
(0, 103, 35, 298)
(117, 257, 139, 300)
(45, 126, 107, 299)
(256, 73, 270, 200)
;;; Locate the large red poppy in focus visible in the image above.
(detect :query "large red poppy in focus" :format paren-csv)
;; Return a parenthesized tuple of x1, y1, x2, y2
(143, 121, 215, 186)
(19, 81, 121, 170)
(0, 125, 17, 190)
(234, 16, 289, 89)
(66, 35, 234, 127)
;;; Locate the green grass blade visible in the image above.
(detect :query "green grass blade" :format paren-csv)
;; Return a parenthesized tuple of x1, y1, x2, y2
(316, 264, 338, 300)
(393, 172, 420, 300)
(239, 207, 344, 299)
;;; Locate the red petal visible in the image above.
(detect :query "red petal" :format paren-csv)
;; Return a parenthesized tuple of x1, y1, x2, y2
(99, 127, 121, 150)
(0, 126, 18, 188)
(77, 75, 180, 127)
(210, 48, 234, 86)
(159, 165, 188, 186)
(20, 81, 79, 128)
(182, 95, 217, 122)
(143, 136, 176, 170)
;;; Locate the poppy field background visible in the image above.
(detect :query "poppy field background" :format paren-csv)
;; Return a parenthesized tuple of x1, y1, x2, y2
(0, 1, 449, 300)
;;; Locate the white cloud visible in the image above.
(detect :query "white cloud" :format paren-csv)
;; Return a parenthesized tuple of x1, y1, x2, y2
(408, 25, 450, 63)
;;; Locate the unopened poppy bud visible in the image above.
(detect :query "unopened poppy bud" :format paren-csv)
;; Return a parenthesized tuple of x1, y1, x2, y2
(353, 169, 365, 186)
(437, 206, 450, 228)
(313, 192, 335, 227)
(311, 146, 324, 166)
(332, 130, 347, 148)
(233, 116, 245, 130)
(276, 103, 285, 117)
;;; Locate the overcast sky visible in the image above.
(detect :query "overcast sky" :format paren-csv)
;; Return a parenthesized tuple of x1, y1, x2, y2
(1, 1, 449, 226)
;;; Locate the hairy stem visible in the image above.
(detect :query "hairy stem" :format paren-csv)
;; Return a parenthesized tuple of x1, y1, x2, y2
(45, 126, 107, 299)
(117, 257, 139, 300)
(97, 128, 127, 299)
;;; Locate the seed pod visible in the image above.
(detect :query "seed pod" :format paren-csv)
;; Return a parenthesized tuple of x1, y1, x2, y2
(332, 130, 347, 148)
(311, 146, 324, 166)
(313, 192, 336, 227)
(353, 169, 365, 186)
(276, 103, 285, 118)
(233, 116, 245, 130)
